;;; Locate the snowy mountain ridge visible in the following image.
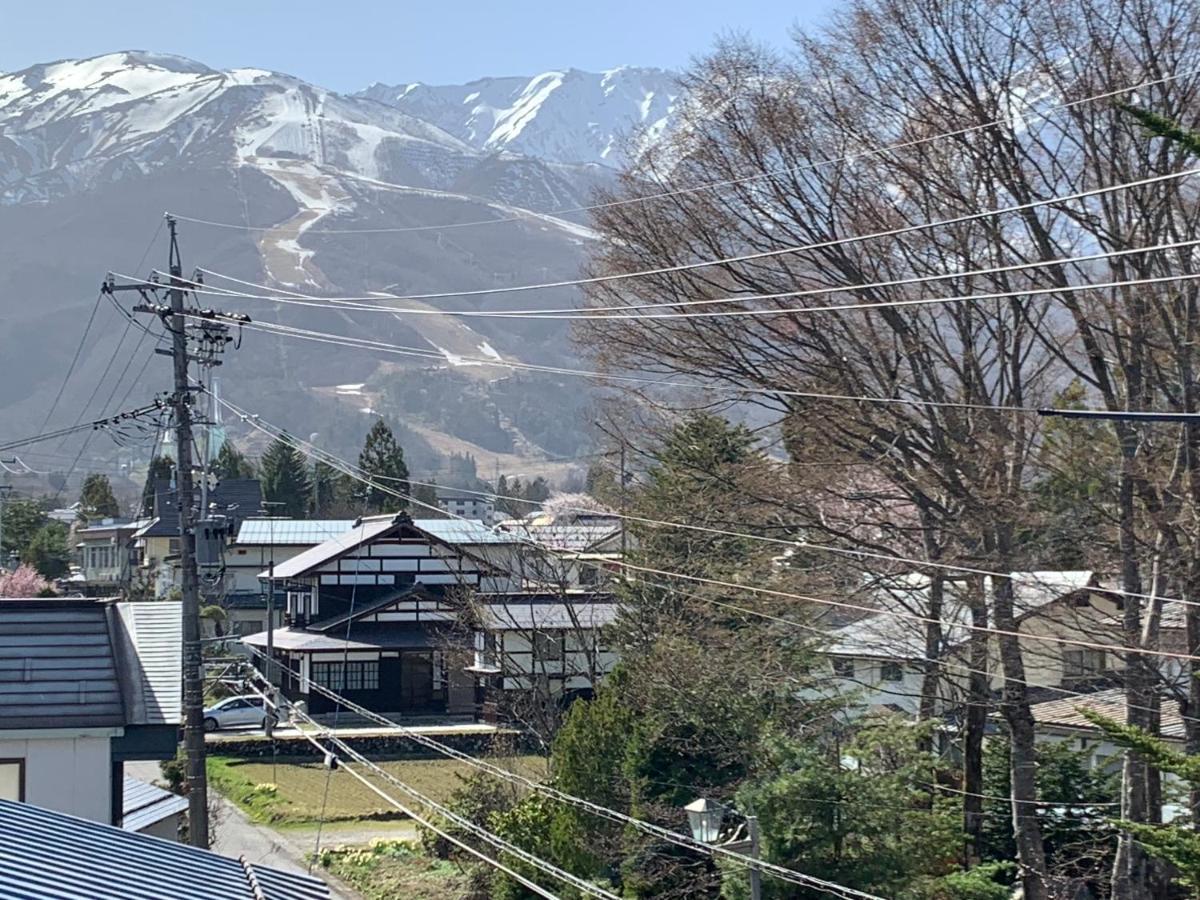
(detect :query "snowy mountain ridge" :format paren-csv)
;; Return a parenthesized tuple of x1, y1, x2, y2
(357, 66, 679, 167)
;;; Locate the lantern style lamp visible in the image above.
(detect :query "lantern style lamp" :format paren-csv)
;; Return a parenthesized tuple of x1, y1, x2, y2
(683, 797, 726, 843)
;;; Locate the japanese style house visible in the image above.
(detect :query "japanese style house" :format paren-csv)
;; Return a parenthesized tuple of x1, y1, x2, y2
(243, 512, 619, 719)
(240, 513, 624, 720)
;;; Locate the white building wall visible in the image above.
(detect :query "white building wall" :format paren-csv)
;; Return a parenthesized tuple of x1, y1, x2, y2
(0, 733, 115, 824)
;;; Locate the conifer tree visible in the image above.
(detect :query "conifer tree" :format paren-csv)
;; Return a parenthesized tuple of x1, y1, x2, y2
(354, 419, 409, 513)
(260, 436, 312, 518)
(78, 473, 120, 523)
(140, 455, 175, 516)
(214, 440, 256, 480)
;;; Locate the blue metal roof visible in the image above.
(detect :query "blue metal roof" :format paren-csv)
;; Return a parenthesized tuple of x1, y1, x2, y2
(0, 797, 330, 900)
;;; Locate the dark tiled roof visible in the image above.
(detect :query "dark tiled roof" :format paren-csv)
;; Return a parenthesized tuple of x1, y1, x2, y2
(0, 798, 330, 899)
(0, 600, 125, 729)
(143, 478, 263, 537)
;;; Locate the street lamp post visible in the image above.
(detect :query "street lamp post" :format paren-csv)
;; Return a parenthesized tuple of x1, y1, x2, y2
(684, 798, 762, 900)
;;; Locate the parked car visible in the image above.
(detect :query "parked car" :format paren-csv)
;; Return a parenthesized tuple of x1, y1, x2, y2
(203, 695, 267, 732)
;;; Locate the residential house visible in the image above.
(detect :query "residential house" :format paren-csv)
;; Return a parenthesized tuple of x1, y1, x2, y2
(818, 571, 1124, 715)
(0, 797, 329, 899)
(436, 487, 495, 524)
(0, 597, 181, 828)
(73, 517, 147, 595)
(499, 513, 624, 588)
(242, 513, 619, 720)
(133, 478, 262, 598)
(214, 518, 353, 637)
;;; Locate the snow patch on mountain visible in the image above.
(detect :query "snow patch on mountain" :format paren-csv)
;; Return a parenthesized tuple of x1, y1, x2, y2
(358, 66, 678, 167)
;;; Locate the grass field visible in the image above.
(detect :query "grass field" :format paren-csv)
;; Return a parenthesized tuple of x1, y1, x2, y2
(208, 755, 546, 826)
(319, 840, 471, 900)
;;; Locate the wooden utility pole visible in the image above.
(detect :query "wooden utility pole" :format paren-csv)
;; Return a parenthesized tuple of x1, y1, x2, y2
(108, 215, 250, 847)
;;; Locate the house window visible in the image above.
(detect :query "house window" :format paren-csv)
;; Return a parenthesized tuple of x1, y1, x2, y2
(312, 660, 380, 692)
(533, 632, 564, 662)
(1063, 649, 1105, 681)
(880, 662, 904, 683)
(832, 658, 855, 678)
(0, 760, 24, 802)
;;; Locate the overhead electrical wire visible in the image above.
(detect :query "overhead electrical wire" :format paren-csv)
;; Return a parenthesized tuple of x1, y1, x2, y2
(0, 401, 166, 454)
(181, 164, 1200, 304)
(146, 263, 1200, 323)
(162, 236, 1200, 321)
(166, 64, 1200, 237)
(217, 396, 1200, 669)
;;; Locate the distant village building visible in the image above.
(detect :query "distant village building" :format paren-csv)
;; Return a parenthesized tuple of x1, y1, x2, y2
(73, 517, 146, 595)
(436, 487, 495, 524)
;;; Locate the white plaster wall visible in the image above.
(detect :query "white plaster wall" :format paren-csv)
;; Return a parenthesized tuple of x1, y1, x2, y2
(0, 734, 113, 823)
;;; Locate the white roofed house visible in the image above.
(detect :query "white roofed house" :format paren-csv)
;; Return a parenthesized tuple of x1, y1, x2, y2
(816, 571, 1125, 717)
(241, 512, 620, 723)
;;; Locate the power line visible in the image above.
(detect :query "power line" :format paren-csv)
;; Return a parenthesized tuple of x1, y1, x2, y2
(173, 237, 1200, 318)
(0, 401, 167, 454)
(215, 318, 1045, 413)
(187, 164, 1200, 303)
(243, 659, 882, 900)
(167, 65, 1200, 237)
(222, 398, 1200, 670)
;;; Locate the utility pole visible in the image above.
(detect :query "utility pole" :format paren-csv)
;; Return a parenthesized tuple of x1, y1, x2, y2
(0, 483, 11, 573)
(106, 215, 250, 848)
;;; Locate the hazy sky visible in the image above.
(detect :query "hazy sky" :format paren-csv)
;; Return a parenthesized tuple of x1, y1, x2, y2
(0, 0, 839, 91)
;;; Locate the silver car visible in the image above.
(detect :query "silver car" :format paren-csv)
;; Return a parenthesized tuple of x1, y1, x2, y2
(203, 695, 267, 732)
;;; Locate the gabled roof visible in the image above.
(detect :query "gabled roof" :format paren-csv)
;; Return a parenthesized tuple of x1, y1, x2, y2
(122, 776, 188, 833)
(268, 514, 521, 580)
(139, 478, 263, 538)
(0, 599, 124, 730)
(234, 518, 355, 546)
(306, 584, 436, 634)
(0, 798, 329, 899)
(242, 625, 449, 652)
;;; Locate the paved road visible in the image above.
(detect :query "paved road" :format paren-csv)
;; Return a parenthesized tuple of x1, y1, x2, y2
(125, 761, 359, 900)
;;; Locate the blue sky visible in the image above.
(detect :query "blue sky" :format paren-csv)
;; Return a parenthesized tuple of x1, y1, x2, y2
(0, 0, 838, 90)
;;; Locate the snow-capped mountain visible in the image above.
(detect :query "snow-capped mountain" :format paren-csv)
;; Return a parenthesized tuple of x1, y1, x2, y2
(0, 52, 681, 481)
(358, 67, 679, 167)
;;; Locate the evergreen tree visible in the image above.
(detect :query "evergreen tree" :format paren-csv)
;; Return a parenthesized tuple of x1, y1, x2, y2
(259, 436, 312, 518)
(0, 499, 49, 566)
(78, 473, 120, 523)
(411, 480, 441, 516)
(214, 440, 256, 480)
(310, 462, 340, 517)
(354, 419, 409, 513)
(140, 455, 175, 516)
(24, 522, 70, 579)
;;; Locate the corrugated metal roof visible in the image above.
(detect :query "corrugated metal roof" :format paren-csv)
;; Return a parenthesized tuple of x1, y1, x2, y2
(112, 602, 182, 725)
(0, 601, 125, 730)
(122, 776, 188, 833)
(242, 625, 447, 652)
(268, 517, 398, 579)
(481, 601, 621, 631)
(0, 798, 330, 899)
(235, 519, 355, 546)
(268, 516, 521, 581)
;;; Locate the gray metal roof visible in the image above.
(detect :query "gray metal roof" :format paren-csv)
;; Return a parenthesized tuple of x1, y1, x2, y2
(267, 515, 521, 580)
(480, 601, 621, 631)
(242, 624, 447, 652)
(0, 797, 330, 899)
(111, 602, 182, 725)
(122, 776, 188, 833)
(0, 600, 125, 730)
(235, 518, 355, 546)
